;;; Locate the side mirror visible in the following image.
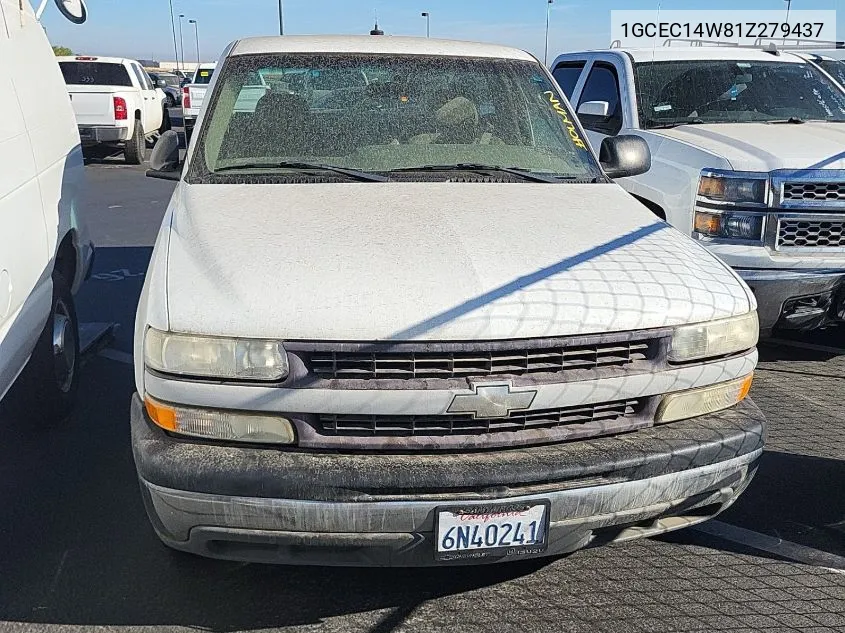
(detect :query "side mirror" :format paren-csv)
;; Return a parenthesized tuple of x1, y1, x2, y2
(146, 130, 182, 181)
(156, 79, 167, 88)
(599, 135, 651, 179)
(54, 0, 87, 24)
(577, 100, 610, 117)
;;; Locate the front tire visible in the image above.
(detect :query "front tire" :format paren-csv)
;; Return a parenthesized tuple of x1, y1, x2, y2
(11, 272, 80, 423)
(124, 120, 145, 165)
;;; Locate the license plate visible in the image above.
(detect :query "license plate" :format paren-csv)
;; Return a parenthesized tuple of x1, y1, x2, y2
(434, 501, 550, 562)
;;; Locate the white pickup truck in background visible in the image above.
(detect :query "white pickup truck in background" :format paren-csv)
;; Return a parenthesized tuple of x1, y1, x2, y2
(181, 62, 217, 140)
(58, 56, 166, 164)
(551, 45, 845, 335)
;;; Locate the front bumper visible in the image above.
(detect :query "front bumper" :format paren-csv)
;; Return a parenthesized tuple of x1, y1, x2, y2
(737, 268, 845, 333)
(78, 126, 127, 144)
(131, 394, 765, 566)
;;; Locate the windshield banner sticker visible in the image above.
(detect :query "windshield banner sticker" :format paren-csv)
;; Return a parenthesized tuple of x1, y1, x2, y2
(544, 91, 587, 150)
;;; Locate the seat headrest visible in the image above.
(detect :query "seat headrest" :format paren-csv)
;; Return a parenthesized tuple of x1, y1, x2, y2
(435, 96, 479, 129)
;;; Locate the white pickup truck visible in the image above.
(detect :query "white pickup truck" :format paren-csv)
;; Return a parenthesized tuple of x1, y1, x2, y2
(551, 46, 845, 335)
(134, 35, 764, 567)
(181, 63, 217, 140)
(58, 56, 166, 164)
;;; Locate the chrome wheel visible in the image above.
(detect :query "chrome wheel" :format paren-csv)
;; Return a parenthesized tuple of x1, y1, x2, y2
(52, 298, 77, 394)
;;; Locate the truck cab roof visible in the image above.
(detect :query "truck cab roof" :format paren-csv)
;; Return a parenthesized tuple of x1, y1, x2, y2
(554, 47, 808, 65)
(229, 35, 535, 61)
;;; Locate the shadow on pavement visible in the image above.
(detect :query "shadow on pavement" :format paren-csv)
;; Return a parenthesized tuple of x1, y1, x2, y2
(75, 246, 152, 353)
(0, 357, 549, 630)
(83, 143, 152, 166)
(661, 449, 845, 562)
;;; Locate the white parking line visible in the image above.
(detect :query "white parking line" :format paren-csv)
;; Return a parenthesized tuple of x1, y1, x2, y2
(763, 337, 845, 355)
(694, 520, 845, 573)
(98, 348, 134, 366)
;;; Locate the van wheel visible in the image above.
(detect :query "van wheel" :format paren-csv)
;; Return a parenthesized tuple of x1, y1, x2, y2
(125, 121, 145, 164)
(12, 272, 80, 423)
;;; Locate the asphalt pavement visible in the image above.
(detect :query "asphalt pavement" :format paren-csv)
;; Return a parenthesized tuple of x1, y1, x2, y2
(0, 156, 843, 633)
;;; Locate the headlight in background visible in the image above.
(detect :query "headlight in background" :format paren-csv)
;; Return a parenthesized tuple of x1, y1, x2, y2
(698, 173, 767, 205)
(670, 312, 759, 363)
(145, 396, 296, 444)
(694, 211, 764, 241)
(694, 171, 769, 242)
(144, 328, 288, 381)
(656, 374, 753, 424)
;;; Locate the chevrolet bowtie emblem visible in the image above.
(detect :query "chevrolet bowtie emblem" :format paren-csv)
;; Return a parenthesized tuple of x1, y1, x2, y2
(447, 382, 537, 419)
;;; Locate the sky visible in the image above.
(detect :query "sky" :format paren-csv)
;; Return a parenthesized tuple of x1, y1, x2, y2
(40, 0, 845, 63)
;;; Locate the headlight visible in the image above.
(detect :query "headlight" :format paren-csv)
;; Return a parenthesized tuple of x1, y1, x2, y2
(669, 312, 759, 362)
(698, 172, 768, 205)
(144, 328, 288, 381)
(694, 211, 764, 241)
(656, 374, 753, 424)
(145, 396, 296, 444)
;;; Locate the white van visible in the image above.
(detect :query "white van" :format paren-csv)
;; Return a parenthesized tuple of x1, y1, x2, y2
(0, 0, 94, 420)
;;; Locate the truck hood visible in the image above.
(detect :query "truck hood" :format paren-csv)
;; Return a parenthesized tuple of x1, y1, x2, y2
(651, 122, 845, 171)
(164, 182, 752, 341)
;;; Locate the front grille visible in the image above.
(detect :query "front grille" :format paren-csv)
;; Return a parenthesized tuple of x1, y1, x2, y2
(319, 399, 641, 437)
(307, 340, 654, 380)
(778, 219, 845, 248)
(783, 182, 845, 202)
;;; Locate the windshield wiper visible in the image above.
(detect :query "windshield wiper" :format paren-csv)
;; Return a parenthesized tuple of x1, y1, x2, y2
(766, 117, 805, 124)
(390, 164, 582, 184)
(214, 161, 388, 182)
(645, 118, 706, 130)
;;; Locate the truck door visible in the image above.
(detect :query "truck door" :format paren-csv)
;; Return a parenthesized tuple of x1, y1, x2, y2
(129, 62, 162, 132)
(573, 61, 626, 152)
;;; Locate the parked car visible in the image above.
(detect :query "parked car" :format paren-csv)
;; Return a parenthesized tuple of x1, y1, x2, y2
(551, 46, 845, 335)
(134, 36, 764, 567)
(0, 0, 94, 421)
(58, 55, 167, 164)
(181, 62, 217, 140)
(147, 71, 182, 107)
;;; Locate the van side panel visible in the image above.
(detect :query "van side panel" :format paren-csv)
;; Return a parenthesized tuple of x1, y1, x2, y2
(5, 2, 85, 285)
(0, 0, 52, 400)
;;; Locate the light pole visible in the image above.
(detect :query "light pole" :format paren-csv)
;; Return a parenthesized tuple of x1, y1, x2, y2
(544, 0, 553, 66)
(189, 19, 200, 65)
(278, 0, 284, 35)
(178, 14, 186, 72)
(168, 0, 179, 72)
(421, 12, 430, 38)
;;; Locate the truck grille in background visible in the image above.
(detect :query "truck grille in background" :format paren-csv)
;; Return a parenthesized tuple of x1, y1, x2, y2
(319, 399, 641, 437)
(782, 182, 845, 202)
(307, 339, 654, 380)
(778, 219, 845, 249)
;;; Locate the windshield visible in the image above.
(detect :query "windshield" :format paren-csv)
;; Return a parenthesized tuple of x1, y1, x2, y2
(191, 53, 600, 182)
(193, 67, 215, 84)
(816, 59, 845, 89)
(634, 60, 845, 127)
(59, 62, 132, 87)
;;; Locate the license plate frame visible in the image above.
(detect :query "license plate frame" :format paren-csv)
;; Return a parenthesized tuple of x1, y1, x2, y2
(433, 500, 551, 562)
